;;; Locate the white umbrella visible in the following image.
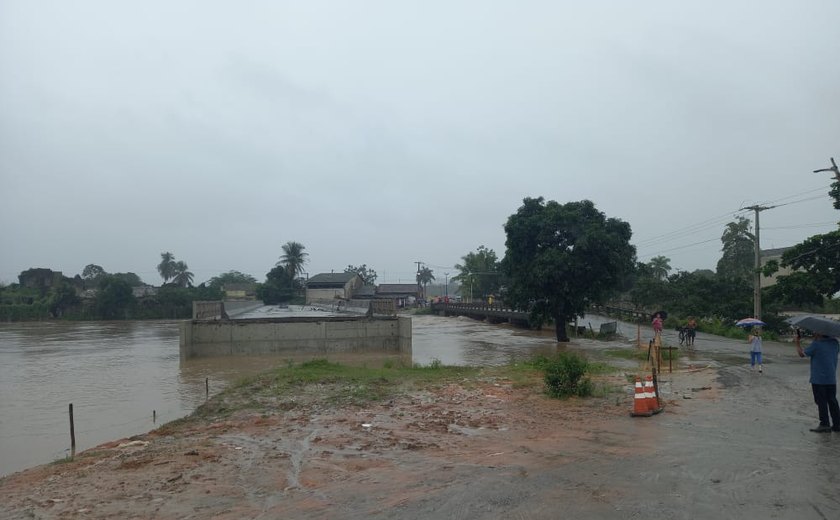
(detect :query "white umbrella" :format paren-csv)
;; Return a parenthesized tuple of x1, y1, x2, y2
(786, 315, 840, 337)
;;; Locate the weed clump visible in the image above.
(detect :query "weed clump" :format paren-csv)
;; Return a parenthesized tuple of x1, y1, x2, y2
(540, 352, 593, 398)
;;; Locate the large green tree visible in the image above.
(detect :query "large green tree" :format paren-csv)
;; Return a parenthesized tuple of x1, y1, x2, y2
(502, 198, 636, 341)
(207, 270, 257, 290)
(628, 262, 670, 310)
(96, 276, 135, 320)
(112, 272, 143, 287)
(47, 282, 79, 318)
(716, 217, 755, 282)
(779, 229, 840, 298)
(345, 264, 378, 285)
(278, 241, 308, 278)
(773, 170, 840, 302)
(454, 245, 502, 301)
(82, 264, 105, 282)
(257, 265, 296, 304)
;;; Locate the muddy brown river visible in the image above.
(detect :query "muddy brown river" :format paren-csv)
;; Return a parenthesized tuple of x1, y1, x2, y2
(0, 309, 599, 477)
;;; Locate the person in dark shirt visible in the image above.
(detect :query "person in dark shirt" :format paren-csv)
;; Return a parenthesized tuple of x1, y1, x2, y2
(796, 330, 840, 433)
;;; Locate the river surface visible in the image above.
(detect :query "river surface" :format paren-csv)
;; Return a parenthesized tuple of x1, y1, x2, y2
(0, 310, 623, 477)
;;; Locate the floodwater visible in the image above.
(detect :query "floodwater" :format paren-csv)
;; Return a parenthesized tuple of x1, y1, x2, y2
(0, 309, 590, 477)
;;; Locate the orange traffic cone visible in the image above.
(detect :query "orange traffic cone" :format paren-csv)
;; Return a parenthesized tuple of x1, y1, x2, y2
(631, 377, 653, 417)
(645, 375, 664, 414)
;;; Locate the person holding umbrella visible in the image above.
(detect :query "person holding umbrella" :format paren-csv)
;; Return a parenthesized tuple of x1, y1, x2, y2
(791, 316, 840, 433)
(735, 318, 766, 372)
(748, 327, 763, 373)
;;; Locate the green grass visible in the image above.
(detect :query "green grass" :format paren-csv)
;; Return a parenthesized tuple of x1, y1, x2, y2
(49, 455, 74, 465)
(173, 353, 626, 428)
(190, 358, 491, 420)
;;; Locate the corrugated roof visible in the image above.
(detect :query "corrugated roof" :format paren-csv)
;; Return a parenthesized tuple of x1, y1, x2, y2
(377, 284, 420, 294)
(761, 246, 793, 258)
(307, 272, 359, 286)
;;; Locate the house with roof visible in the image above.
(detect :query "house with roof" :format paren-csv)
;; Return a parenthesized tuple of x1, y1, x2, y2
(305, 272, 364, 303)
(760, 246, 796, 287)
(222, 283, 257, 300)
(352, 285, 378, 300)
(376, 284, 422, 308)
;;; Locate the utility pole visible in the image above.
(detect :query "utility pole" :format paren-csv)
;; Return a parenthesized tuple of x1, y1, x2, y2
(444, 273, 449, 300)
(414, 261, 423, 300)
(742, 204, 775, 319)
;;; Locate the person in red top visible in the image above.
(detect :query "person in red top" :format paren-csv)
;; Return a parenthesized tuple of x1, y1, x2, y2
(652, 314, 663, 334)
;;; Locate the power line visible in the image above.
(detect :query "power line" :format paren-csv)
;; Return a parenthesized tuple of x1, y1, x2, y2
(638, 237, 720, 258)
(634, 185, 834, 249)
(764, 221, 839, 230)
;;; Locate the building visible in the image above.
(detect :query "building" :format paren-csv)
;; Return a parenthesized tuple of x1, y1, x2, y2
(376, 284, 422, 308)
(305, 273, 364, 304)
(222, 283, 257, 300)
(760, 247, 796, 288)
(132, 285, 158, 298)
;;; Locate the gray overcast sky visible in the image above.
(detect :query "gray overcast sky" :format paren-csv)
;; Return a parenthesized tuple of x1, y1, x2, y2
(2, 1, 839, 285)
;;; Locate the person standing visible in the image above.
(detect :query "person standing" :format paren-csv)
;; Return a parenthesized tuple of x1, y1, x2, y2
(686, 317, 697, 347)
(652, 314, 663, 336)
(796, 330, 840, 433)
(748, 328, 763, 373)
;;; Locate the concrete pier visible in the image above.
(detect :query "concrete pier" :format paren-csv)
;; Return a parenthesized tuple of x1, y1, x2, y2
(180, 315, 411, 361)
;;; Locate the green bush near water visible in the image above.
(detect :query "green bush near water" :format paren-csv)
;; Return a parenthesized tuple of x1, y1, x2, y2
(535, 352, 593, 398)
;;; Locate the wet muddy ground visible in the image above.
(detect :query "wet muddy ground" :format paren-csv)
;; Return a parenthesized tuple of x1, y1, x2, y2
(2, 325, 839, 519)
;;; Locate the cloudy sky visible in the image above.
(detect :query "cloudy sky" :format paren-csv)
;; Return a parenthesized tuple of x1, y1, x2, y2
(1, 1, 839, 286)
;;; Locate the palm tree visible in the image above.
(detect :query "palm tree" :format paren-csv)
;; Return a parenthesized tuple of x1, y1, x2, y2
(648, 256, 672, 281)
(172, 261, 194, 287)
(416, 266, 435, 296)
(157, 252, 176, 284)
(278, 241, 308, 278)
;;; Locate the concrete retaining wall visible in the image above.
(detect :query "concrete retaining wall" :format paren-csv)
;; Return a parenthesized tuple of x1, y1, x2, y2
(222, 301, 265, 317)
(180, 315, 412, 361)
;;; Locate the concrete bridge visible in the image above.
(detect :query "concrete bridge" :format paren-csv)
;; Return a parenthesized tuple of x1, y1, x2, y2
(432, 302, 651, 330)
(430, 302, 532, 327)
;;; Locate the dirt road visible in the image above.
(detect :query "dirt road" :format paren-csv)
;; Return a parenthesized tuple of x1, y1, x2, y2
(1, 332, 839, 520)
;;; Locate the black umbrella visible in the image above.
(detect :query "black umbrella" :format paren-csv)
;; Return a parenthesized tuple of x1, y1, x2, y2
(654, 310, 668, 320)
(786, 315, 840, 337)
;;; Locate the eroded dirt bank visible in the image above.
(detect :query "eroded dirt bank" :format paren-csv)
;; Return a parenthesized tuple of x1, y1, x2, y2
(0, 365, 713, 520)
(3, 340, 839, 520)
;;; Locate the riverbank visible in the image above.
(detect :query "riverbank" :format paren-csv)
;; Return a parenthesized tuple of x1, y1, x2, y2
(6, 328, 840, 519)
(0, 354, 721, 520)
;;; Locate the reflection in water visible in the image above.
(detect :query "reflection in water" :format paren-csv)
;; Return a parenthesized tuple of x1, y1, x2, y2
(0, 312, 598, 476)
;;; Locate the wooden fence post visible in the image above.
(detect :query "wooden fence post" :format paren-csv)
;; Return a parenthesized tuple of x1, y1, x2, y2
(69, 403, 76, 459)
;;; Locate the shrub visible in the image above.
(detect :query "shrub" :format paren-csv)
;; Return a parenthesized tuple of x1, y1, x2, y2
(542, 352, 593, 398)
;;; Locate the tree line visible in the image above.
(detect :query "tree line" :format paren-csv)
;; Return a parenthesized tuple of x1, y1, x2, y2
(439, 177, 839, 341)
(3, 174, 838, 331)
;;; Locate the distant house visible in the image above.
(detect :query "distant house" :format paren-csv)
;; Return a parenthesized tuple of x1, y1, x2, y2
(761, 247, 796, 288)
(376, 284, 422, 308)
(132, 285, 158, 298)
(18, 268, 64, 290)
(352, 285, 378, 300)
(306, 273, 364, 303)
(222, 283, 257, 300)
